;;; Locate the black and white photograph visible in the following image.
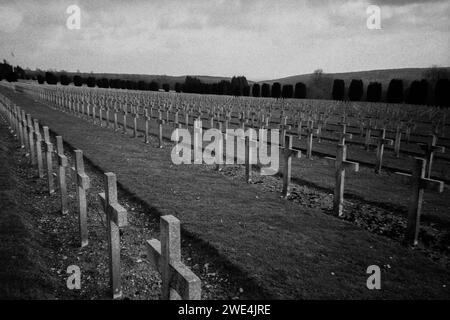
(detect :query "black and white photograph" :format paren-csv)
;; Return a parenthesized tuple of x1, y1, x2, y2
(0, 0, 450, 311)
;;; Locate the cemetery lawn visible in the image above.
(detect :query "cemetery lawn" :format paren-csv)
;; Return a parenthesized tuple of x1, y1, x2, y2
(2, 86, 450, 299)
(0, 120, 240, 300)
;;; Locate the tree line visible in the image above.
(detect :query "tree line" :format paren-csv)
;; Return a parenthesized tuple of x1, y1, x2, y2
(2, 59, 449, 107)
(31, 71, 310, 99)
(331, 77, 450, 107)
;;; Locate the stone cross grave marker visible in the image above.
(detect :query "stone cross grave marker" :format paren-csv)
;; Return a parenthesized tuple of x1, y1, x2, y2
(122, 106, 128, 134)
(244, 135, 258, 183)
(193, 119, 202, 163)
(215, 121, 224, 171)
(393, 122, 403, 158)
(71, 150, 90, 247)
(364, 119, 374, 151)
(280, 135, 301, 197)
(325, 144, 359, 217)
(146, 215, 201, 300)
(55, 136, 69, 214)
(133, 107, 139, 138)
(105, 106, 110, 128)
(418, 134, 445, 178)
(158, 111, 165, 148)
(113, 107, 119, 131)
(98, 105, 103, 126)
(279, 123, 291, 148)
(26, 114, 36, 165)
(144, 108, 150, 144)
(296, 118, 303, 141)
(92, 104, 97, 124)
(33, 119, 44, 178)
(98, 172, 128, 299)
(17, 108, 25, 148)
(316, 119, 324, 143)
(334, 121, 352, 145)
(396, 158, 444, 246)
(43, 126, 55, 194)
(372, 128, 393, 174)
(305, 121, 318, 159)
(185, 112, 189, 129)
(404, 121, 415, 144)
(22, 110, 28, 152)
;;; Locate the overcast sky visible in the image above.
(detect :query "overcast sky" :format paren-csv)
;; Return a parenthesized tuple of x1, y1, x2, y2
(1, 0, 449, 80)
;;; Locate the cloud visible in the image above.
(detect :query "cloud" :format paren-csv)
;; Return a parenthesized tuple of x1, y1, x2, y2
(0, 4, 23, 33)
(372, 0, 446, 6)
(0, 0, 449, 79)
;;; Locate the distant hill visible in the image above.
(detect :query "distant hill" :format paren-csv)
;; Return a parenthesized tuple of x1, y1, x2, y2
(24, 66, 448, 101)
(258, 67, 450, 100)
(260, 68, 450, 85)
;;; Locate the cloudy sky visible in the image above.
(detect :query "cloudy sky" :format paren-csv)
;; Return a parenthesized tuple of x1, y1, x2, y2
(0, 0, 449, 80)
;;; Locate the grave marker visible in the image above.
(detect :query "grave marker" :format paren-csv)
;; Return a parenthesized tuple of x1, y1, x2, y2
(394, 123, 403, 158)
(72, 150, 90, 247)
(22, 110, 28, 152)
(144, 108, 150, 144)
(305, 121, 317, 159)
(325, 144, 359, 217)
(372, 128, 393, 174)
(418, 134, 445, 178)
(26, 114, 36, 165)
(133, 108, 139, 138)
(122, 107, 128, 134)
(335, 122, 352, 145)
(280, 135, 301, 197)
(33, 119, 44, 178)
(55, 136, 69, 214)
(396, 158, 444, 246)
(43, 126, 55, 194)
(158, 111, 165, 148)
(98, 172, 128, 299)
(146, 215, 201, 300)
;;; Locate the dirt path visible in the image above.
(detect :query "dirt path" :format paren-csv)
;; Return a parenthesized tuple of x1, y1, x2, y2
(1, 86, 450, 299)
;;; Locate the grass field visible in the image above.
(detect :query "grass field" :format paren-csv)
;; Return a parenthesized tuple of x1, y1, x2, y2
(2, 85, 450, 299)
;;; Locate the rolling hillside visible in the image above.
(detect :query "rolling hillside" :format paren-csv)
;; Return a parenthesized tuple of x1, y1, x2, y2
(258, 67, 450, 100)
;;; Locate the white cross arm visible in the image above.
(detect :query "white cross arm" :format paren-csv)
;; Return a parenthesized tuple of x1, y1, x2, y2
(77, 173, 90, 189)
(395, 172, 411, 179)
(395, 172, 444, 193)
(44, 142, 53, 153)
(335, 132, 353, 139)
(146, 240, 201, 300)
(324, 157, 359, 171)
(235, 135, 258, 147)
(343, 160, 359, 172)
(324, 156, 336, 166)
(420, 178, 444, 193)
(370, 137, 393, 146)
(70, 166, 90, 189)
(58, 154, 68, 167)
(98, 193, 128, 227)
(418, 143, 446, 153)
(436, 146, 445, 153)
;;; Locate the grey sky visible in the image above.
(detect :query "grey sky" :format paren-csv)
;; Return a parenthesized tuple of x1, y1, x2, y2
(1, 0, 449, 81)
